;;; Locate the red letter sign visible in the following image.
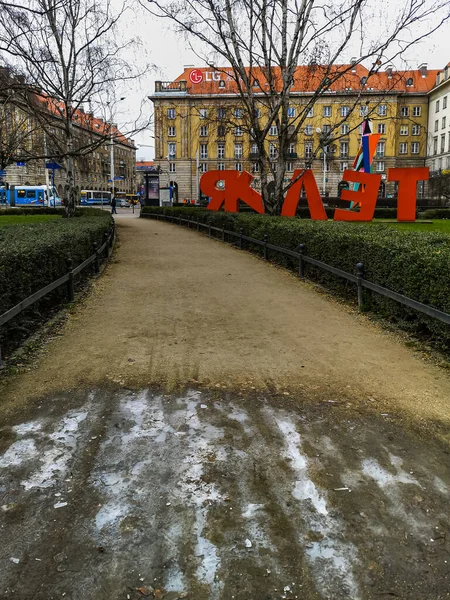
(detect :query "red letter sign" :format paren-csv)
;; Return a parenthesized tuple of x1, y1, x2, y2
(334, 171, 381, 221)
(388, 168, 429, 221)
(281, 170, 328, 220)
(200, 170, 265, 214)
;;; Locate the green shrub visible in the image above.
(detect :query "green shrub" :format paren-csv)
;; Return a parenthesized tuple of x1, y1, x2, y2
(420, 208, 450, 220)
(0, 206, 107, 217)
(0, 212, 113, 354)
(142, 206, 450, 348)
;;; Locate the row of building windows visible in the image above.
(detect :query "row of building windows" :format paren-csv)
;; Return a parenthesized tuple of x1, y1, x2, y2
(431, 156, 450, 171)
(167, 123, 422, 138)
(435, 97, 448, 112)
(432, 134, 450, 155)
(166, 105, 422, 120)
(434, 117, 448, 131)
(167, 140, 420, 160)
(167, 160, 389, 174)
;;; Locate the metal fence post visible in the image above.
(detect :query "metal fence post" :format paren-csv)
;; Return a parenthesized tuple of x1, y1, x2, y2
(67, 258, 74, 302)
(298, 244, 305, 277)
(357, 262, 364, 309)
(239, 228, 243, 250)
(197, 217, 200, 231)
(208, 223, 212, 237)
(179, 215, 182, 226)
(263, 234, 268, 260)
(188, 216, 191, 229)
(222, 226, 225, 242)
(104, 232, 109, 258)
(109, 226, 114, 248)
(93, 242, 100, 274)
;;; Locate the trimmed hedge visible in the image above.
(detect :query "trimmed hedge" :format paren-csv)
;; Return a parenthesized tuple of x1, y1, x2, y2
(419, 208, 450, 220)
(0, 206, 107, 217)
(142, 206, 450, 348)
(0, 212, 113, 355)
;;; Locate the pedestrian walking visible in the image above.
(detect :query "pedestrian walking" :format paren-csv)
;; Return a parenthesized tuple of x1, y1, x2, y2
(111, 196, 117, 214)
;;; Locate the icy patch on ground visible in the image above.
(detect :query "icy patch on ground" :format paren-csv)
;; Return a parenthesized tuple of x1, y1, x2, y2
(0, 409, 89, 490)
(362, 457, 418, 488)
(273, 412, 361, 600)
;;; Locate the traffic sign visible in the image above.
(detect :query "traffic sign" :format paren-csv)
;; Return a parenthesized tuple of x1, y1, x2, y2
(0, 170, 6, 177)
(16, 162, 26, 167)
(45, 161, 62, 170)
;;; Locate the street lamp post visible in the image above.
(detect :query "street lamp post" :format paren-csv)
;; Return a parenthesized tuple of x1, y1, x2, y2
(107, 97, 125, 200)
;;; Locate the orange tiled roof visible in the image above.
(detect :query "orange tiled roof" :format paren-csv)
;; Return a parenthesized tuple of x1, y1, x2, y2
(136, 160, 154, 167)
(174, 64, 440, 95)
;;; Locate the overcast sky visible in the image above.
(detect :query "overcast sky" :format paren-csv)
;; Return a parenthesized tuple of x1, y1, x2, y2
(117, 1, 449, 161)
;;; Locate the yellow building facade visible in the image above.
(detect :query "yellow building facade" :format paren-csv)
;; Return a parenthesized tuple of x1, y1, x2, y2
(150, 65, 436, 201)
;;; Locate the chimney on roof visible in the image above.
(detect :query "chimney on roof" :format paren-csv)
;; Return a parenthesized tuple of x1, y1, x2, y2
(350, 57, 357, 73)
(419, 63, 428, 78)
(386, 65, 393, 79)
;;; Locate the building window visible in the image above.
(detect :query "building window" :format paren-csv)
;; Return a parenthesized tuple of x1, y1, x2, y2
(168, 126, 176, 137)
(251, 142, 258, 154)
(340, 141, 348, 158)
(412, 106, 421, 117)
(252, 162, 260, 173)
(286, 161, 294, 172)
(217, 107, 226, 119)
(219, 80, 225, 88)
(200, 125, 208, 137)
(360, 105, 369, 116)
(254, 108, 261, 118)
(199, 108, 207, 119)
(323, 106, 331, 117)
(234, 126, 243, 136)
(323, 124, 331, 134)
(378, 123, 386, 134)
(305, 141, 313, 159)
(235, 162, 242, 171)
(341, 124, 350, 135)
(168, 142, 176, 158)
(376, 161, 385, 172)
(441, 134, 446, 153)
(304, 125, 313, 135)
(434, 137, 438, 155)
(399, 142, 408, 154)
(234, 108, 242, 118)
(406, 77, 413, 86)
(234, 143, 242, 159)
(169, 162, 176, 172)
(436, 100, 440, 113)
(411, 142, 420, 154)
(252, 78, 259, 88)
(269, 125, 278, 136)
(444, 96, 448, 109)
(400, 106, 409, 117)
(307, 107, 313, 118)
(218, 162, 225, 170)
(435, 120, 439, 132)
(341, 106, 349, 117)
(340, 161, 348, 172)
(199, 163, 208, 173)
(288, 142, 296, 153)
(287, 107, 296, 118)
(400, 125, 409, 135)
(167, 108, 175, 119)
(218, 125, 226, 137)
(378, 104, 387, 116)
(269, 143, 277, 158)
(412, 125, 421, 135)
(217, 142, 225, 159)
(442, 117, 447, 129)
(270, 162, 277, 171)
(200, 143, 208, 159)
(376, 141, 385, 157)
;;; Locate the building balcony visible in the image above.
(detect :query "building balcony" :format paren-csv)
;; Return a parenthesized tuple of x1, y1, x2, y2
(249, 152, 260, 159)
(154, 80, 187, 93)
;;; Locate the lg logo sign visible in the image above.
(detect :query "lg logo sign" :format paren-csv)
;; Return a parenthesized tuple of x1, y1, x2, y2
(189, 69, 223, 84)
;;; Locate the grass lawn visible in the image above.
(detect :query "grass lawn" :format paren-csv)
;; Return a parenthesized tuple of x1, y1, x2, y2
(371, 219, 450, 234)
(0, 214, 62, 227)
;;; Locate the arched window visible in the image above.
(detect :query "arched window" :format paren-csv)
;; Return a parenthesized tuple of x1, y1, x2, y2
(406, 77, 413, 87)
(253, 78, 259, 88)
(360, 76, 367, 86)
(218, 80, 225, 88)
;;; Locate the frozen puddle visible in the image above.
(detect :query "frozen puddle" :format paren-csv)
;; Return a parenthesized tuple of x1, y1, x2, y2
(1, 389, 450, 599)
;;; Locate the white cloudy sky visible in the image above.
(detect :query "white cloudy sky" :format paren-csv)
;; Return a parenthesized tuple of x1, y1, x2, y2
(116, 1, 449, 160)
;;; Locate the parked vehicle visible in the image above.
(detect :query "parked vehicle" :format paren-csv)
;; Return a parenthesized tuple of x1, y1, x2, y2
(0, 185, 61, 206)
(80, 190, 111, 205)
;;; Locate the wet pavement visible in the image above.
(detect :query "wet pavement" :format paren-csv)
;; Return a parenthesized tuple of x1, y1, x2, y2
(1, 388, 450, 599)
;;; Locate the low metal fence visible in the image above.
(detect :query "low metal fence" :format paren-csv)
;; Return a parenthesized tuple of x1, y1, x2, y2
(142, 212, 450, 327)
(0, 224, 115, 367)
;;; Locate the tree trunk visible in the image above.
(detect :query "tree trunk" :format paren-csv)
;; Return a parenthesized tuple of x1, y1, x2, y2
(64, 126, 76, 218)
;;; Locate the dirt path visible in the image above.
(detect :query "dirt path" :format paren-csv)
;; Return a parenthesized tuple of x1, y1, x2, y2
(2, 214, 450, 599)
(2, 214, 450, 429)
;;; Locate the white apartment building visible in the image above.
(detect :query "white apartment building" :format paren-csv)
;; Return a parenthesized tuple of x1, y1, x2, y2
(427, 63, 450, 174)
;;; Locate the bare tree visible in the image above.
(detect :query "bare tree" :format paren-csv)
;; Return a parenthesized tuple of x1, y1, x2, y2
(0, 0, 150, 216)
(145, 0, 450, 214)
